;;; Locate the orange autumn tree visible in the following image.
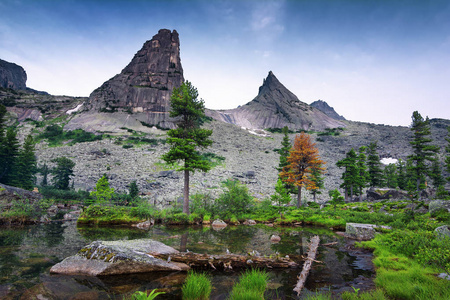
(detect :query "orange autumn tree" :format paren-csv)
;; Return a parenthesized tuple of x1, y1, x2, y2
(280, 132, 326, 207)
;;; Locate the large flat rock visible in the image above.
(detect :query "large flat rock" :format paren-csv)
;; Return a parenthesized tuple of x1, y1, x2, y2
(345, 223, 391, 241)
(50, 239, 189, 276)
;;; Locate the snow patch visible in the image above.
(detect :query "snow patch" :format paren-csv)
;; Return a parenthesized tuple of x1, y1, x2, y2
(66, 103, 83, 114)
(381, 157, 398, 165)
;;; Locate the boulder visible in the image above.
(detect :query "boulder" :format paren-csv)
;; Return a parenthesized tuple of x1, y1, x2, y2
(345, 223, 391, 241)
(243, 219, 257, 225)
(429, 200, 450, 216)
(366, 187, 408, 201)
(50, 239, 189, 276)
(435, 225, 450, 240)
(211, 219, 227, 229)
(270, 235, 281, 243)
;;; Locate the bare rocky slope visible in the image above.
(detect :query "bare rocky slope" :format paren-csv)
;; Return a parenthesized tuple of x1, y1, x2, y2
(310, 99, 346, 121)
(32, 117, 450, 207)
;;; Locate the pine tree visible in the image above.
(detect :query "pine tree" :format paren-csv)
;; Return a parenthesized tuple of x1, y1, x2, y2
(0, 105, 6, 180)
(277, 126, 295, 192)
(356, 146, 368, 195)
(396, 159, 407, 190)
(366, 141, 384, 187)
(129, 180, 139, 200)
(40, 163, 49, 186)
(429, 156, 445, 189)
(384, 163, 398, 189)
(280, 132, 325, 207)
(445, 126, 450, 183)
(1, 128, 20, 185)
(271, 179, 291, 218)
(408, 111, 440, 191)
(51, 157, 75, 190)
(162, 81, 213, 215)
(11, 134, 37, 190)
(337, 148, 359, 201)
(90, 175, 115, 204)
(309, 162, 325, 202)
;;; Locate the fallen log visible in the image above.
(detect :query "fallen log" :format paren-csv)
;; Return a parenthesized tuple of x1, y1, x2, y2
(151, 251, 300, 270)
(293, 235, 320, 296)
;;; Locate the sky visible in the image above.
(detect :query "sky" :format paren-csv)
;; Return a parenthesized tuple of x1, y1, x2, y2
(1, 0, 449, 126)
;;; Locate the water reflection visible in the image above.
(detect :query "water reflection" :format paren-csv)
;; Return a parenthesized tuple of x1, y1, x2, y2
(0, 222, 373, 299)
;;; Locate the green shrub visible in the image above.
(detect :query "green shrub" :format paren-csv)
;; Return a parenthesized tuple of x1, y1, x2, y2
(166, 212, 189, 225)
(182, 271, 212, 300)
(215, 179, 253, 219)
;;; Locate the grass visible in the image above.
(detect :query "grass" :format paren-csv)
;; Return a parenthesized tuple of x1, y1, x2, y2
(229, 269, 268, 300)
(182, 271, 212, 300)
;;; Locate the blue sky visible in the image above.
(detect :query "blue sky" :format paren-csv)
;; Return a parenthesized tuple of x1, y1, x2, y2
(1, 0, 449, 126)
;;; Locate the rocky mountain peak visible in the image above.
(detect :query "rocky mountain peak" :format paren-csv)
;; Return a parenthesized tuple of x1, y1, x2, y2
(84, 29, 183, 127)
(310, 100, 346, 121)
(207, 71, 345, 131)
(0, 59, 27, 90)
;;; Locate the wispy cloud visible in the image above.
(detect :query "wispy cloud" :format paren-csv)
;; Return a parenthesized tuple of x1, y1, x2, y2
(250, 0, 285, 34)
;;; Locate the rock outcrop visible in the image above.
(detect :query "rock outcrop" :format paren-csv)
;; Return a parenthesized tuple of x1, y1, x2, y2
(85, 29, 183, 128)
(345, 223, 391, 241)
(207, 71, 345, 131)
(310, 100, 346, 121)
(0, 59, 27, 90)
(50, 239, 189, 276)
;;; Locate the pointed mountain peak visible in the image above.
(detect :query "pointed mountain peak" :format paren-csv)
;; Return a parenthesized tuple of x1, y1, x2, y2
(259, 71, 282, 93)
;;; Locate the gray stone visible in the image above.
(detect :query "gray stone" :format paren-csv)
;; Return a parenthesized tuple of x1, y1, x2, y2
(84, 29, 183, 129)
(429, 200, 450, 216)
(243, 219, 257, 225)
(211, 219, 227, 229)
(0, 58, 27, 90)
(345, 223, 391, 241)
(50, 239, 188, 276)
(435, 225, 450, 240)
(270, 235, 281, 242)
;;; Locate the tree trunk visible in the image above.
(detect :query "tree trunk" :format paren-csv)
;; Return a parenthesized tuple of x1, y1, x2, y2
(293, 235, 320, 296)
(313, 191, 316, 203)
(183, 169, 190, 215)
(297, 186, 302, 208)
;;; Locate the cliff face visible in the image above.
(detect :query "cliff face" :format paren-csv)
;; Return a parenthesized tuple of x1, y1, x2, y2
(310, 100, 346, 121)
(0, 59, 27, 90)
(85, 29, 184, 127)
(207, 71, 345, 131)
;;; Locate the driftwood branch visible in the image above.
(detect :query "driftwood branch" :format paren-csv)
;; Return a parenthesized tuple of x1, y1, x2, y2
(152, 251, 300, 270)
(293, 235, 320, 296)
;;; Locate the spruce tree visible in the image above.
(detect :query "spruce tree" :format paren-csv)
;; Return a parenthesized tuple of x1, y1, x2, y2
(337, 148, 358, 201)
(1, 128, 19, 185)
(11, 134, 37, 190)
(129, 180, 139, 200)
(90, 175, 115, 204)
(396, 159, 407, 190)
(445, 126, 450, 183)
(429, 156, 445, 189)
(356, 146, 368, 195)
(162, 81, 213, 215)
(51, 157, 75, 190)
(408, 111, 440, 191)
(277, 126, 294, 192)
(366, 141, 383, 187)
(309, 162, 325, 202)
(384, 163, 398, 189)
(0, 104, 7, 182)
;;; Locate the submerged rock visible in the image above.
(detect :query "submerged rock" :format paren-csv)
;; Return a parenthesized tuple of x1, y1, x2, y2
(345, 223, 391, 241)
(50, 239, 189, 276)
(211, 219, 227, 229)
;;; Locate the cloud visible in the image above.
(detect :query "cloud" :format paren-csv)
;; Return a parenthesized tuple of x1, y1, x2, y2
(250, 0, 285, 34)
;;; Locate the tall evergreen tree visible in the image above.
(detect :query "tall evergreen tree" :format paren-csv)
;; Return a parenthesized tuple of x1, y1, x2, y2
(408, 111, 440, 191)
(11, 134, 37, 190)
(429, 156, 445, 189)
(40, 163, 49, 186)
(356, 146, 368, 195)
(366, 141, 384, 187)
(396, 159, 407, 190)
(309, 162, 325, 202)
(1, 128, 19, 185)
(51, 157, 75, 190)
(384, 163, 398, 189)
(337, 148, 359, 201)
(445, 126, 450, 183)
(0, 104, 7, 182)
(280, 132, 325, 207)
(162, 81, 213, 215)
(277, 126, 295, 193)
